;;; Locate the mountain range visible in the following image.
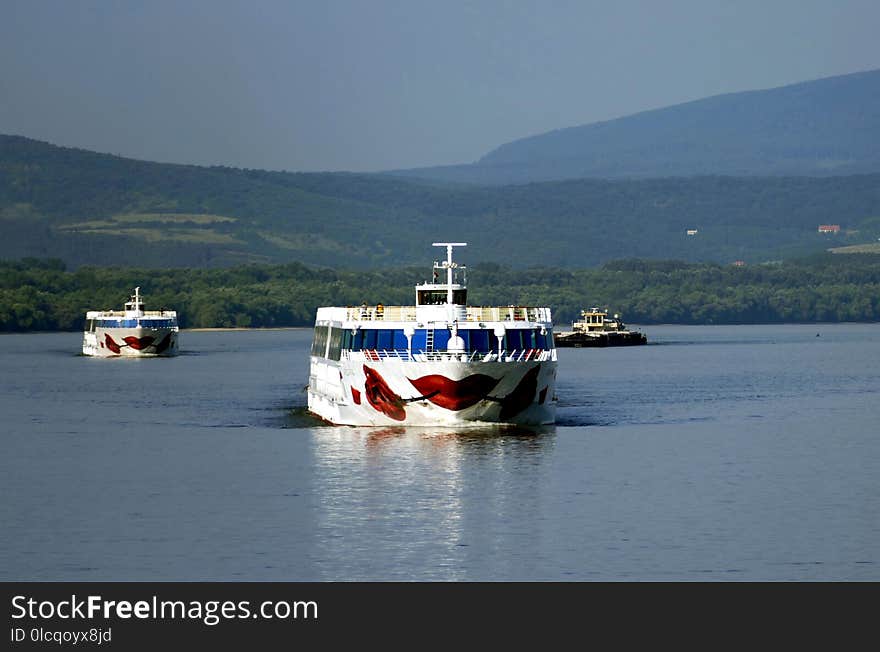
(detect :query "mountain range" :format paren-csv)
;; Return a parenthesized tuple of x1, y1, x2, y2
(389, 69, 880, 184)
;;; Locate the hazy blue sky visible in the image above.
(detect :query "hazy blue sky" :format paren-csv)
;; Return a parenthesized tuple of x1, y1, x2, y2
(2, 0, 878, 172)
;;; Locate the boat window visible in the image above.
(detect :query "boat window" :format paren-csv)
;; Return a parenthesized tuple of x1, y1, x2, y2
(342, 328, 535, 353)
(311, 325, 329, 357)
(534, 329, 546, 350)
(433, 329, 450, 351)
(533, 328, 554, 350)
(343, 327, 549, 354)
(142, 319, 174, 328)
(392, 330, 408, 350)
(467, 329, 491, 353)
(376, 329, 394, 350)
(506, 330, 525, 351)
(411, 329, 427, 351)
(351, 328, 406, 351)
(327, 327, 343, 361)
(418, 291, 443, 305)
(416, 289, 467, 305)
(362, 329, 378, 350)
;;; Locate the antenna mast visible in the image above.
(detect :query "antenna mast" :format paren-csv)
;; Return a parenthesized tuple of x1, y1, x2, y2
(432, 242, 466, 305)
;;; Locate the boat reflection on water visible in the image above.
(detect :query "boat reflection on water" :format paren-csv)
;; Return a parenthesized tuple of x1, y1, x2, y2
(313, 423, 554, 453)
(308, 424, 555, 580)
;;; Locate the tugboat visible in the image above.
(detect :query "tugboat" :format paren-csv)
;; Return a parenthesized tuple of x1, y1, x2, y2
(307, 243, 557, 426)
(82, 287, 179, 357)
(555, 307, 647, 347)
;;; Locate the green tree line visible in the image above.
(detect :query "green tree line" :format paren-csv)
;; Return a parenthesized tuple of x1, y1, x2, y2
(1, 254, 879, 332)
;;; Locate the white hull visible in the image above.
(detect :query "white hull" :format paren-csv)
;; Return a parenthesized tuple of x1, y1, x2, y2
(83, 327, 179, 357)
(308, 354, 557, 426)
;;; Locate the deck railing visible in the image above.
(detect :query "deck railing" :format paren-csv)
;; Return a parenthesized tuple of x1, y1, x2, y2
(342, 349, 553, 363)
(343, 305, 551, 323)
(346, 306, 417, 322)
(85, 310, 177, 318)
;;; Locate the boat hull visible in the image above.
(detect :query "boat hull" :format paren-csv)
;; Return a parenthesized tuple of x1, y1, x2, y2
(82, 327, 179, 357)
(555, 330, 647, 347)
(308, 357, 557, 426)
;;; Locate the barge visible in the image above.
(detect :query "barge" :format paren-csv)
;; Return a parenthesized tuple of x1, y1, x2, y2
(555, 307, 647, 347)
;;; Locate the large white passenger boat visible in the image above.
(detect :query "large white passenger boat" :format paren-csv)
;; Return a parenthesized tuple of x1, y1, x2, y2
(308, 243, 557, 426)
(82, 287, 179, 357)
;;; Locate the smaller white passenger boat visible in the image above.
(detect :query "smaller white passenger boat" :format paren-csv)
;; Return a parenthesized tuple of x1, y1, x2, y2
(82, 287, 179, 357)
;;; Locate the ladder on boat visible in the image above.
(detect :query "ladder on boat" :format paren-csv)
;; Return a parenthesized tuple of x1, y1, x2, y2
(426, 329, 434, 352)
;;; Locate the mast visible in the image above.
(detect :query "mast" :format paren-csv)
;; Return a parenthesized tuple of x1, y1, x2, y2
(432, 242, 466, 306)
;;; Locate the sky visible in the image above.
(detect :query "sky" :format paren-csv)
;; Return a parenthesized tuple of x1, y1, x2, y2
(1, 0, 878, 172)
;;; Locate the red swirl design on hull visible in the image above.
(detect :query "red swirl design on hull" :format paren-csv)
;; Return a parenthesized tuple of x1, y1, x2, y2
(123, 335, 155, 350)
(362, 365, 406, 421)
(407, 373, 500, 411)
(103, 333, 173, 355)
(104, 334, 121, 354)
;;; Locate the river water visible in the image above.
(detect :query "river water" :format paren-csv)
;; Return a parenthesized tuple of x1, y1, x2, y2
(1, 324, 877, 581)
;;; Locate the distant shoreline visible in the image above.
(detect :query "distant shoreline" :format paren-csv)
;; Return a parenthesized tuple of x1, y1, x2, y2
(0, 327, 312, 335)
(3, 322, 878, 338)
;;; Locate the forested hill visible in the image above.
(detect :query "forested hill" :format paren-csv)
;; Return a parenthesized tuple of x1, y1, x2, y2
(390, 69, 880, 185)
(3, 134, 880, 269)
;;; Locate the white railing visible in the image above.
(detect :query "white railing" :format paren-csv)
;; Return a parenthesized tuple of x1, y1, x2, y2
(466, 306, 552, 323)
(344, 306, 417, 322)
(342, 305, 552, 323)
(342, 349, 552, 363)
(85, 310, 177, 318)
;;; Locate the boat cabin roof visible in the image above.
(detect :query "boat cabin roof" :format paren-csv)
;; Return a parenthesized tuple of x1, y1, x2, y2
(85, 286, 177, 319)
(316, 242, 553, 326)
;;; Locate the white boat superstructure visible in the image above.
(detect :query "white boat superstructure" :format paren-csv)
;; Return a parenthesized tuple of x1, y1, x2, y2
(82, 287, 179, 357)
(307, 243, 557, 426)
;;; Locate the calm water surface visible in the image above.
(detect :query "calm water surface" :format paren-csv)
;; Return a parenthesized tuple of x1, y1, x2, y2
(1, 325, 878, 581)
